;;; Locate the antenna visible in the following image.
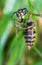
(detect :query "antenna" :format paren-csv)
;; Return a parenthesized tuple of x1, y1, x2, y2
(11, 11, 16, 17)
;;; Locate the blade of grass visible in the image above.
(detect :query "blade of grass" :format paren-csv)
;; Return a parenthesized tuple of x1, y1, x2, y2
(0, 46, 3, 65)
(0, 21, 14, 65)
(1, 21, 13, 48)
(6, 31, 23, 65)
(17, 36, 25, 61)
(33, 46, 42, 58)
(14, 36, 25, 65)
(32, 60, 42, 65)
(27, 0, 34, 13)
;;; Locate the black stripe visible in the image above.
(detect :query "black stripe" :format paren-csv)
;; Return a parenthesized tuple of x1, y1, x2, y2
(33, 31, 36, 33)
(26, 40, 32, 43)
(27, 22, 33, 26)
(24, 36, 32, 39)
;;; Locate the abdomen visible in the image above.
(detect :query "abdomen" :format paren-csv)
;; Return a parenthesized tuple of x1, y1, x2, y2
(24, 21, 36, 49)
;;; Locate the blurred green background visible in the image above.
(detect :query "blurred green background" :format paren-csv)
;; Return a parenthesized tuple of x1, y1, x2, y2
(0, 0, 42, 65)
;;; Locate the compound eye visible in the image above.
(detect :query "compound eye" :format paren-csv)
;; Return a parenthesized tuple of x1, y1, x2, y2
(23, 8, 28, 15)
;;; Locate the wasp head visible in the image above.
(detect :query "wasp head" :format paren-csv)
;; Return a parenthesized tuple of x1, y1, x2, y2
(16, 8, 28, 20)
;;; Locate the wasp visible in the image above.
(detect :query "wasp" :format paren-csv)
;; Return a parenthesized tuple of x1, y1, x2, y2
(12, 8, 41, 49)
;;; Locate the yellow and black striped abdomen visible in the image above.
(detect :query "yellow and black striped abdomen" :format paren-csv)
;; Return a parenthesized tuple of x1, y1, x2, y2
(24, 21, 36, 48)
